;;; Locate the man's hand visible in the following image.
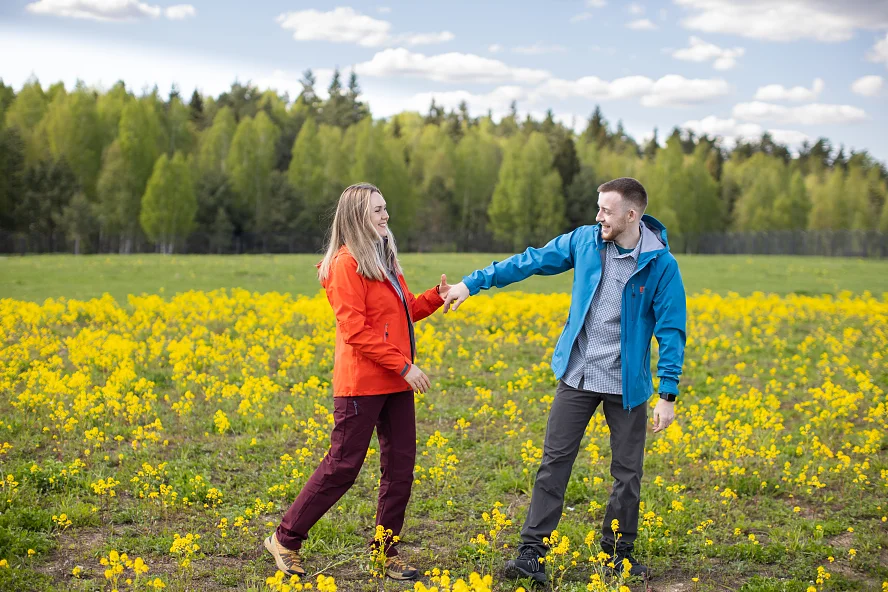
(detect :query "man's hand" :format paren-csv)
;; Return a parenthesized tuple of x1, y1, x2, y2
(442, 281, 470, 314)
(404, 364, 431, 394)
(652, 399, 675, 433)
(437, 274, 452, 299)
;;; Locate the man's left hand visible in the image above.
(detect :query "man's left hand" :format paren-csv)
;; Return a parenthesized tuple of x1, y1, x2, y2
(652, 399, 675, 433)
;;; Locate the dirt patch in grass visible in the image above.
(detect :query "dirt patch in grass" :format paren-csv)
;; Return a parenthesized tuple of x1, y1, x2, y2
(828, 531, 854, 549)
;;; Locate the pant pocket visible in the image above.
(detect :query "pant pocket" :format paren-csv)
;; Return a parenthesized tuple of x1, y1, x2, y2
(330, 397, 351, 461)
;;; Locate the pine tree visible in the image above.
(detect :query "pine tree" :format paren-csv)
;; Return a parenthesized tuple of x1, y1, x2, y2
(189, 89, 204, 127)
(643, 127, 659, 160)
(583, 106, 610, 147)
(0, 127, 25, 231)
(565, 166, 599, 229)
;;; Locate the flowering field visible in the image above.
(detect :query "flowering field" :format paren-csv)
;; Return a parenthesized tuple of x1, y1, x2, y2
(1, 286, 887, 592)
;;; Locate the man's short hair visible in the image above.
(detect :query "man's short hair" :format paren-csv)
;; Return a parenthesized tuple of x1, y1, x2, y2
(598, 177, 647, 213)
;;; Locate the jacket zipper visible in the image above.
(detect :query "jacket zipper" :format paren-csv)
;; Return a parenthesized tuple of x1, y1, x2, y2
(384, 323, 389, 341)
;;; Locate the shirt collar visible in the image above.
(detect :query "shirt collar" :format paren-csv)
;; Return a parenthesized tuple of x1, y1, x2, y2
(608, 225, 643, 260)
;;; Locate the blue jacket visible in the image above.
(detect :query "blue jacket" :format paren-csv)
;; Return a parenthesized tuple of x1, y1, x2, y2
(462, 215, 687, 410)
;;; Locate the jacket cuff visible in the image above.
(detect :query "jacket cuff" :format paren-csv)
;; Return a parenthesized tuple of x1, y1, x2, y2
(462, 274, 482, 296)
(400, 363, 411, 377)
(658, 377, 679, 395)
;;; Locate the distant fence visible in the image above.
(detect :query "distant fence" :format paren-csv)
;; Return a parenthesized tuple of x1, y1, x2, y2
(1, 229, 886, 258)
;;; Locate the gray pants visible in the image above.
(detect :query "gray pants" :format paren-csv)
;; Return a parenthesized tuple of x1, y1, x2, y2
(519, 380, 647, 556)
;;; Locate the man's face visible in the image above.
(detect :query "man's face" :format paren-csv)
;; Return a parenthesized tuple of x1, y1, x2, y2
(596, 191, 633, 242)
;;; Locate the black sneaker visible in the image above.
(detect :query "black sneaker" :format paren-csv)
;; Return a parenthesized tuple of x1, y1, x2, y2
(504, 548, 547, 585)
(607, 551, 649, 578)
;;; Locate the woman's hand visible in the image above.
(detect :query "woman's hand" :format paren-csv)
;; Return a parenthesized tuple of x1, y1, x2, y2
(438, 274, 452, 299)
(404, 364, 431, 394)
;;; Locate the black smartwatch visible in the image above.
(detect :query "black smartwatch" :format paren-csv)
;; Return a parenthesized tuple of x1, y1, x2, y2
(659, 393, 676, 402)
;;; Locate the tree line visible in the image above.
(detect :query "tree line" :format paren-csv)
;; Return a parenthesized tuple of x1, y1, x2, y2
(1, 70, 886, 255)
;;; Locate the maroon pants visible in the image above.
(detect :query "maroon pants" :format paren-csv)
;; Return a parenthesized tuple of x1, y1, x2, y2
(276, 390, 416, 556)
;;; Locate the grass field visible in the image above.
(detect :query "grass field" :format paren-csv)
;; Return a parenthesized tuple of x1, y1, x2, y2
(1, 255, 887, 592)
(2, 254, 888, 303)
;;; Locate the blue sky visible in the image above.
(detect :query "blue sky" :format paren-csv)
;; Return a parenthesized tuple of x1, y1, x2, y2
(2, 0, 887, 162)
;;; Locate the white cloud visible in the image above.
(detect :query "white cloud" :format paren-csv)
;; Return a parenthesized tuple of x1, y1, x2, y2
(672, 37, 744, 70)
(851, 75, 884, 97)
(488, 44, 503, 53)
(25, 0, 195, 21)
(629, 3, 645, 15)
(276, 7, 453, 48)
(753, 78, 824, 102)
(733, 101, 868, 125)
(164, 4, 194, 20)
(0, 28, 300, 99)
(571, 12, 594, 23)
(683, 115, 761, 138)
(868, 33, 888, 67)
(354, 48, 551, 84)
(627, 18, 657, 30)
(681, 116, 811, 148)
(676, 0, 888, 43)
(533, 74, 729, 107)
(512, 43, 567, 55)
(398, 31, 455, 45)
(641, 75, 730, 106)
(587, 0, 606, 7)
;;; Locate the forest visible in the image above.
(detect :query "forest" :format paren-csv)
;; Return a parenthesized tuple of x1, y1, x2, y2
(0, 69, 886, 254)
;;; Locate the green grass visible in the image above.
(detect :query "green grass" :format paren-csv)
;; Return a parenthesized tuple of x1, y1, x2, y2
(2, 253, 888, 303)
(1, 255, 887, 591)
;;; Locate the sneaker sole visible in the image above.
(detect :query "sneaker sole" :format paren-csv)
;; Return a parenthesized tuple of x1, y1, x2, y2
(264, 535, 306, 577)
(385, 569, 419, 581)
(504, 560, 547, 584)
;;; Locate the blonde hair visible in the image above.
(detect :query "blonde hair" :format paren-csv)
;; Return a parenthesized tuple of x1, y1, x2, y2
(318, 183, 403, 283)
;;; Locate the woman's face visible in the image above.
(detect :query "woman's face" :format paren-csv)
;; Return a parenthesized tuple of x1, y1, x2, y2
(369, 191, 389, 238)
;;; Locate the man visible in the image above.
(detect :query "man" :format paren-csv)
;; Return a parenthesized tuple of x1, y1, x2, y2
(443, 177, 686, 583)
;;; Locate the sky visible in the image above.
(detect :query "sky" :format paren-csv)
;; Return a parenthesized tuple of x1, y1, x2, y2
(1, 0, 887, 162)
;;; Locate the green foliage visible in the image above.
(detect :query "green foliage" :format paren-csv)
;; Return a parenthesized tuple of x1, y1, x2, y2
(43, 83, 103, 198)
(2, 77, 887, 256)
(140, 151, 197, 252)
(226, 111, 280, 233)
(489, 132, 565, 249)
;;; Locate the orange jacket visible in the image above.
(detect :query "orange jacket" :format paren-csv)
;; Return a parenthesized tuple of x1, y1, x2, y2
(321, 245, 444, 397)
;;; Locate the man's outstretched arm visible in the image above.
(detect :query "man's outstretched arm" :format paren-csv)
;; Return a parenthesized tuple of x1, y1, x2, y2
(443, 230, 578, 313)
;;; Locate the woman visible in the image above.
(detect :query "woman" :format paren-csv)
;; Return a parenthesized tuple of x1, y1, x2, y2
(265, 183, 449, 581)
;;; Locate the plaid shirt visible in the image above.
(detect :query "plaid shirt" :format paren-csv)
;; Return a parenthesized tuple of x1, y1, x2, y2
(562, 235, 642, 395)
